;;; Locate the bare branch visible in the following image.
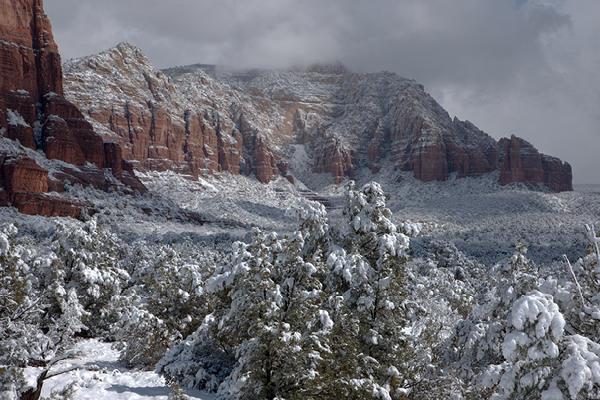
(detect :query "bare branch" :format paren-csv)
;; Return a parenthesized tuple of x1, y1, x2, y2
(585, 224, 600, 270)
(44, 365, 81, 381)
(563, 254, 586, 307)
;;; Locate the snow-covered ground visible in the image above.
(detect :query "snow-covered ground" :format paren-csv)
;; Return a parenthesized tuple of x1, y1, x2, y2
(313, 169, 600, 265)
(24, 340, 215, 399)
(1, 167, 598, 266)
(3, 169, 600, 399)
(135, 170, 304, 232)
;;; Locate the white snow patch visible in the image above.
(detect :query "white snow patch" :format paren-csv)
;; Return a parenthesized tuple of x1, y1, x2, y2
(25, 339, 215, 399)
(7, 109, 30, 127)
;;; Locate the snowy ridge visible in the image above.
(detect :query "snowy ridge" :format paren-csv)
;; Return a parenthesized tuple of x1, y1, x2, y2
(64, 42, 191, 117)
(63, 44, 518, 189)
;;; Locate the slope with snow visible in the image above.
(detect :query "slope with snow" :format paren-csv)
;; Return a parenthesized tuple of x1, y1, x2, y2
(63, 43, 571, 190)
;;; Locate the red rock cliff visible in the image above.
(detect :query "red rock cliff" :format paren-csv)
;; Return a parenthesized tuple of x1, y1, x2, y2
(63, 43, 280, 182)
(498, 135, 572, 192)
(0, 0, 62, 98)
(62, 43, 574, 192)
(0, 0, 145, 217)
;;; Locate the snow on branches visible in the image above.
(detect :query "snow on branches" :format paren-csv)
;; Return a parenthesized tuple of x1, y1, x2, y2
(159, 182, 417, 399)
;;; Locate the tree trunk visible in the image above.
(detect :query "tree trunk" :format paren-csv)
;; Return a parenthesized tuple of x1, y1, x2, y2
(20, 370, 47, 400)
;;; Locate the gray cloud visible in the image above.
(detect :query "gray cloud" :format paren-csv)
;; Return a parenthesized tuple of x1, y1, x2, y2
(45, 0, 600, 183)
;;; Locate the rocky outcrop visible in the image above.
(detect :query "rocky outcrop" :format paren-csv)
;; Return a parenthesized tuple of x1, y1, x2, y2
(0, 154, 89, 217)
(0, 0, 146, 217)
(63, 43, 276, 181)
(0, 0, 63, 99)
(498, 135, 572, 192)
(41, 94, 107, 167)
(389, 117, 499, 182)
(542, 156, 573, 193)
(242, 134, 279, 183)
(63, 46, 573, 191)
(313, 137, 354, 184)
(288, 71, 569, 190)
(1, 155, 48, 196)
(1, 90, 37, 149)
(10, 192, 88, 218)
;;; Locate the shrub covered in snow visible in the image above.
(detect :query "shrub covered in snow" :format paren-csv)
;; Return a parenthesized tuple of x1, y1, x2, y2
(3, 180, 600, 399)
(446, 238, 600, 399)
(113, 243, 209, 368)
(158, 182, 434, 399)
(45, 218, 130, 336)
(0, 223, 87, 399)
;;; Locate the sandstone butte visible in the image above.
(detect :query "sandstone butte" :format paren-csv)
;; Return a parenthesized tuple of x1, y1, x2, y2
(0, 0, 145, 218)
(0, 0, 573, 221)
(64, 43, 573, 192)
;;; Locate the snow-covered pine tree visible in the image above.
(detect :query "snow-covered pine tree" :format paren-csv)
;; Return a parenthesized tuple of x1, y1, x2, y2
(159, 182, 419, 399)
(113, 243, 207, 368)
(187, 218, 330, 398)
(158, 201, 333, 397)
(0, 223, 42, 395)
(446, 239, 600, 399)
(541, 224, 600, 343)
(320, 181, 412, 398)
(0, 224, 86, 400)
(47, 218, 129, 336)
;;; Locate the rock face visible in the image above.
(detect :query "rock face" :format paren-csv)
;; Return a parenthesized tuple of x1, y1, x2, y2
(0, 0, 62, 99)
(0, 154, 89, 217)
(313, 137, 354, 184)
(63, 43, 279, 180)
(498, 135, 572, 192)
(63, 45, 573, 192)
(0, 0, 145, 217)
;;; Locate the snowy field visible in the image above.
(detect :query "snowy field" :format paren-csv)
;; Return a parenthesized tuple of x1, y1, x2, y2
(313, 169, 600, 264)
(134, 170, 600, 268)
(1, 170, 598, 266)
(24, 340, 214, 399)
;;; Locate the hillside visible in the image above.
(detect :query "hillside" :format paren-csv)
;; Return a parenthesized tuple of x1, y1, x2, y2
(63, 43, 572, 192)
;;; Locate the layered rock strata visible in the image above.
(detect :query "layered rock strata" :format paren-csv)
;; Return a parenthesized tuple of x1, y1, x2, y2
(498, 135, 572, 192)
(63, 43, 281, 183)
(0, 0, 145, 217)
(63, 46, 572, 192)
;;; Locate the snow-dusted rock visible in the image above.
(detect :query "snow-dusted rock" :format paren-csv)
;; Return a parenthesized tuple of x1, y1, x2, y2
(65, 46, 573, 191)
(0, 0, 146, 217)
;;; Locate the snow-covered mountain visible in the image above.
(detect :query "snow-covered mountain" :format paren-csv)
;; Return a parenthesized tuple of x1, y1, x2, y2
(63, 42, 572, 192)
(5, 3, 600, 399)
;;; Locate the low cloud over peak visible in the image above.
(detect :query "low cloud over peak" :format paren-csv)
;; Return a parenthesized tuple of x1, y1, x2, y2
(46, 0, 600, 183)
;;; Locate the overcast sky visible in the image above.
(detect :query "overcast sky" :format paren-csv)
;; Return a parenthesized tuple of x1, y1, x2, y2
(45, 0, 600, 184)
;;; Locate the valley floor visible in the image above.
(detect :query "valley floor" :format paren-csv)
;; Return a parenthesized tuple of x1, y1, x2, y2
(1, 169, 599, 266)
(3, 170, 600, 399)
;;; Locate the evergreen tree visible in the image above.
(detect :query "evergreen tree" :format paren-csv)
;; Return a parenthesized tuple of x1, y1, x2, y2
(159, 182, 417, 399)
(447, 240, 600, 399)
(0, 224, 85, 400)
